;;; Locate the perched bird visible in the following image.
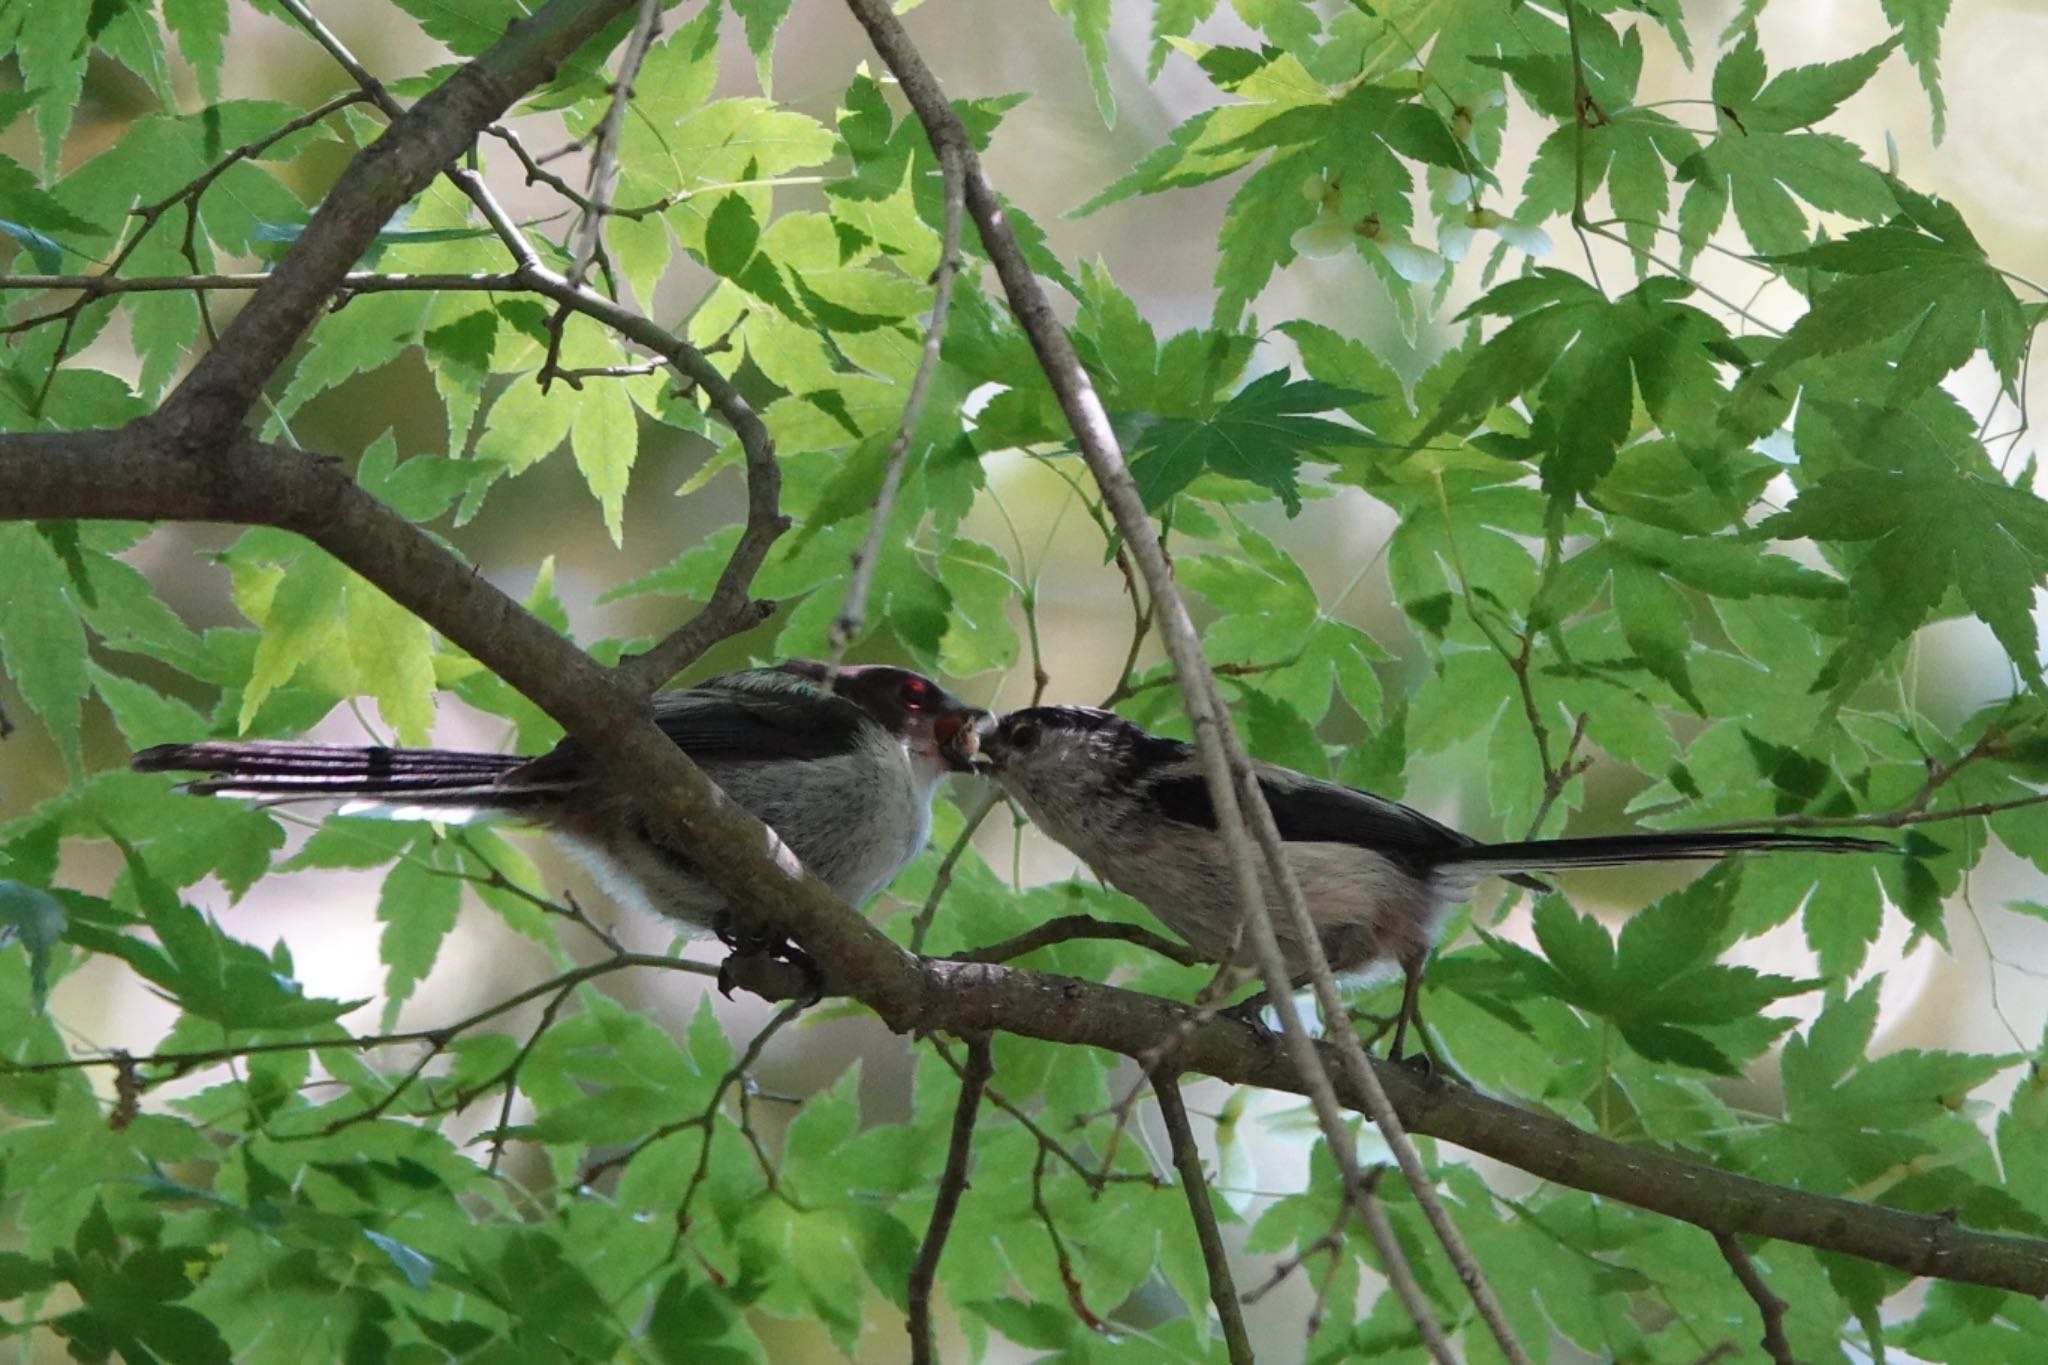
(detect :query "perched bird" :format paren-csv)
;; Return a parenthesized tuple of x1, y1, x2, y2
(977, 705, 1889, 1057)
(134, 662, 987, 948)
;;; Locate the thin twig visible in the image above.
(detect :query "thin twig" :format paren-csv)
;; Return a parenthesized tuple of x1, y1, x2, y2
(0, 90, 374, 382)
(1152, 1073, 1254, 1365)
(546, 361, 666, 387)
(1239, 1169, 1448, 1352)
(5, 953, 714, 1084)
(1561, 0, 1608, 291)
(581, 1000, 805, 1194)
(446, 830, 625, 954)
(265, 0, 785, 694)
(828, 136, 969, 656)
(1524, 710, 1592, 837)
(569, 0, 662, 288)
(488, 124, 596, 208)
(1, 273, 534, 304)
(536, 0, 660, 389)
(907, 1035, 992, 1364)
(271, 0, 392, 105)
(1031, 1144, 1110, 1334)
(1715, 1232, 1795, 1365)
(1098, 543, 1157, 707)
(927, 1036, 1160, 1193)
(1241, 1202, 1348, 1306)
(945, 915, 1203, 967)
(910, 785, 1002, 954)
(732, 1077, 783, 1194)
(480, 977, 591, 1168)
(1107, 658, 1297, 706)
(1348, 1169, 1455, 1357)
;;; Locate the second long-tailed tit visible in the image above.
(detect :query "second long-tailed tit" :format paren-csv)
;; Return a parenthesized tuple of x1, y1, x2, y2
(977, 705, 1889, 1056)
(135, 662, 987, 948)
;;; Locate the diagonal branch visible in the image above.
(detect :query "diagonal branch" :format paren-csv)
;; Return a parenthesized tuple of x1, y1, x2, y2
(567, 0, 662, 291)
(837, 3, 1528, 1358)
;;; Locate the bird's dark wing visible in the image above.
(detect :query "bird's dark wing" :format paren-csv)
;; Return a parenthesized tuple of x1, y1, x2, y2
(651, 674, 872, 762)
(1148, 769, 1476, 873)
(508, 668, 871, 784)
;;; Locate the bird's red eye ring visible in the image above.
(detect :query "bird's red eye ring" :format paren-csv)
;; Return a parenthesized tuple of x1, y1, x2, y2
(899, 676, 932, 710)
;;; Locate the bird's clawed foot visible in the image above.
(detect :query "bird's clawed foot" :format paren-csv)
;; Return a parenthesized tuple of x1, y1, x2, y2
(1218, 992, 1280, 1041)
(714, 911, 825, 1006)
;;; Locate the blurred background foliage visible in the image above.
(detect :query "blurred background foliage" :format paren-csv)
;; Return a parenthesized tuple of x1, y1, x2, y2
(3, 0, 2048, 1359)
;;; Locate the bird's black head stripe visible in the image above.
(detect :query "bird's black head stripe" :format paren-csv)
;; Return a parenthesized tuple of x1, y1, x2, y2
(1002, 706, 1196, 792)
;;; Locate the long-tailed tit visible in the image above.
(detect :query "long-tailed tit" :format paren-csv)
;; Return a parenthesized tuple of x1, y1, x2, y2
(977, 705, 1888, 1056)
(135, 662, 986, 953)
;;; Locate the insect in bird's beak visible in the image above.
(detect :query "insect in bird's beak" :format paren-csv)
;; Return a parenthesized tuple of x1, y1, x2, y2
(934, 711, 984, 771)
(950, 712, 999, 773)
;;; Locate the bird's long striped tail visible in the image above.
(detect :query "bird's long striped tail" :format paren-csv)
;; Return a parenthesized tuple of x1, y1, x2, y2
(1441, 829, 1890, 878)
(132, 741, 550, 819)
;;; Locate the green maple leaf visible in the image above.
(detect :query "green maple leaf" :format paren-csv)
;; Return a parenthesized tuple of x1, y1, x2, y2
(1073, 263, 1254, 418)
(1080, 56, 1467, 322)
(1519, 112, 1702, 265)
(1673, 32, 1897, 261)
(0, 523, 90, 776)
(1051, 0, 1115, 124)
(1482, 16, 1646, 124)
(1128, 369, 1377, 514)
(1489, 872, 1817, 1075)
(1416, 271, 1741, 507)
(1078, 53, 1329, 216)
(828, 71, 916, 203)
(1146, 0, 1221, 77)
(1880, 0, 1956, 138)
(1762, 455, 2048, 698)
(1733, 188, 2028, 425)
(1531, 523, 1844, 711)
(1212, 82, 1470, 321)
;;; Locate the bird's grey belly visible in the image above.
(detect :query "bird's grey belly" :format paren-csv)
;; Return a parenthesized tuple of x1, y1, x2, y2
(1095, 833, 1456, 980)
(542, 749, 929, 929)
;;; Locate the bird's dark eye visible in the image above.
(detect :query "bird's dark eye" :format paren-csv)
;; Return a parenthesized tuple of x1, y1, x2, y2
(898, 676, 932, 711)
(1007, 719, 1040, 750)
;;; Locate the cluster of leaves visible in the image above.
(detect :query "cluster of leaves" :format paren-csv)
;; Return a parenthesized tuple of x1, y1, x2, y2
(3, 0, 2047, 1359)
